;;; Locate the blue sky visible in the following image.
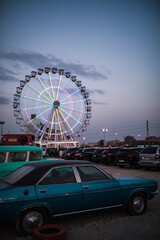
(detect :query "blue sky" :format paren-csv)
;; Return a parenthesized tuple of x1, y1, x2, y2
(0, 0, 160, 143)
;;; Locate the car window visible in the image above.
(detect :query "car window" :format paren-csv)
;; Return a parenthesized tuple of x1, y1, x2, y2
(8, 152, 27, 162)
(140, 147, 157, 154)
(0, 152, 6, 163)
(39, 167, 76, 185)
(29, 151, 41, 161)
(2, 165, 34, 184)
(76, 166, 109, 182)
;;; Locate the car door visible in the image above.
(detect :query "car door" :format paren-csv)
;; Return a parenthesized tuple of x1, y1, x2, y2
(76, 166, 121, 210)
(35, 167, 84, 215)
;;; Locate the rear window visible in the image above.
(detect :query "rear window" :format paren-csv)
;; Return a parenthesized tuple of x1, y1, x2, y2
(2, 165, 34, 185)
(140, 147, 157, 154)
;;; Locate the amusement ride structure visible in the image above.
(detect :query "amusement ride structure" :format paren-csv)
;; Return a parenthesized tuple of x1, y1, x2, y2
(13, 67, 91, 148)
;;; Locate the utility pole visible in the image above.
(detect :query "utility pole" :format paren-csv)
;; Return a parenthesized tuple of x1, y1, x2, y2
(146, 120, 149, 138)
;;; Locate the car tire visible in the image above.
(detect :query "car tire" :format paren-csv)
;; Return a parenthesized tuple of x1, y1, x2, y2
(16, 208, 48, 235)
(127, 192, 147, 216)
(33, 224, 66, 240)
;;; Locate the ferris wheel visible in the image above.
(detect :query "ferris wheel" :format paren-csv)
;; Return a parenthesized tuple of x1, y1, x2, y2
(13, 67, 91, 142)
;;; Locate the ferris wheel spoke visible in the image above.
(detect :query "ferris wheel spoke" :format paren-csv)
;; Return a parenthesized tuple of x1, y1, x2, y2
(37, 76, 54, 102)
(58, 79, 72, 101)
(27, 83, 53, 103)
(56, 109, 63, 139)
(49, 72, 56, 101)
(22, 96, 52, 105)
(61, 105, 86, 114)
(59, 106, 82, 125)
(56, 75, 62, 100)
(49, 109, 56, 138)
(61, 99, 86, 105)
(37, 107, 54, 134)
(58, 109, 74, 139)
(22, 104, 52, 111)
(58, 108, 74, 134)
(60, 88, 81, 103)
(27, 106, 53, 123)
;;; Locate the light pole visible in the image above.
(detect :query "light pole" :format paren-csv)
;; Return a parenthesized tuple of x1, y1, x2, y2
(0, 121, 5, 137)
(82, 137, 86, 147)
(115, 133, 118, 146)
(102, 129, 108, 146)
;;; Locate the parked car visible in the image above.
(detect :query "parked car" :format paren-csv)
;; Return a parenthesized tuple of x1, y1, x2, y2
(81, 148, 97, 161)
(0, 146, 43, 178)
(62, 148, 79, 159)
(139, 145, 160, 169)
(116, 147, 143, 168)
(74, 148, 84, 160)
(0, 160, 158, 235)
(91, 148, 105, 163)
(101, 148, 120, 165)
(0, 146, 60, 178)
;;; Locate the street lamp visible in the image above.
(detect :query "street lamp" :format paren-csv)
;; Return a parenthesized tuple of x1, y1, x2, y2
(0, 121, 5, 136)
(115, 133, 118, 146)
(102, 129, 108, 146)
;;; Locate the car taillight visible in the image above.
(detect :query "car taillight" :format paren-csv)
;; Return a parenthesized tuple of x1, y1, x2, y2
(68, 153, 71, 156)
(155, 154, 160, 160)
(108, 153, 114, 156)
(128, 153, 133, 158)
(76, 153, 82, 156)
(97, 153, 102, 157)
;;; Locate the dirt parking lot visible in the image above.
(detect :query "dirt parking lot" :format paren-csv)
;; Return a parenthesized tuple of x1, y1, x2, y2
(0, 165, 160, 240)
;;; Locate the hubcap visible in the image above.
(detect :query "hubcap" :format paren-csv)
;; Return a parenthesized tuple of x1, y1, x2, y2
(23, 212, 43, 233)
(132, 196, 144, 213)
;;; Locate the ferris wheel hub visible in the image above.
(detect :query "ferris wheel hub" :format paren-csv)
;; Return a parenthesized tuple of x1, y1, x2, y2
(54, 100, 60, 108)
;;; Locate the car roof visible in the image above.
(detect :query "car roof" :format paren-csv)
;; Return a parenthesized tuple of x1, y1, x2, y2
(4, 160, 92, 186)
(0, 145, 42, 152)
(26, 160, 91, 168)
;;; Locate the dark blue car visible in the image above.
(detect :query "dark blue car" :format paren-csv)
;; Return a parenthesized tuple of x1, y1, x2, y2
(0, 160, 158, 235)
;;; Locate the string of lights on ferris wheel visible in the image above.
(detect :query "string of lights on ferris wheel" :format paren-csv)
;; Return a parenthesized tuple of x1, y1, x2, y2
(13, 67, 91, 141)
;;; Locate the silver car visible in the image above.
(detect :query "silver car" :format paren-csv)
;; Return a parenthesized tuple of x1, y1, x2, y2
(139, 146, 160, 169)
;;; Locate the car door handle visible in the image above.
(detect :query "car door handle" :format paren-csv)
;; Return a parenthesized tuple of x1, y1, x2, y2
(39, 189, 48, 193)
(83, 185, 90, 189)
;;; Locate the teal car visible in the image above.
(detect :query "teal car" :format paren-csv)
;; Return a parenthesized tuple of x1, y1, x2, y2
(0, 146, 59, 178)
(0, 160, 158, 235)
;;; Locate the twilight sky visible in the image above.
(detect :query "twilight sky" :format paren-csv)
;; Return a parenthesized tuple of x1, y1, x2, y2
(0, 0, 160, 143)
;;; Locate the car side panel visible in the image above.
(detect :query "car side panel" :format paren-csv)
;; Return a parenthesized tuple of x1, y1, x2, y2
(35, 183, 84, 215)
(81, 179, 121, 209)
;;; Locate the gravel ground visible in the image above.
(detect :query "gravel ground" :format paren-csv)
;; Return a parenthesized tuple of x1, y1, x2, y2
(0, 165, 160, 240)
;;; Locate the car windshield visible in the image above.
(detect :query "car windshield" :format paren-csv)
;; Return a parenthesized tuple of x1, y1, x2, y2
(2, 165, 35, 185)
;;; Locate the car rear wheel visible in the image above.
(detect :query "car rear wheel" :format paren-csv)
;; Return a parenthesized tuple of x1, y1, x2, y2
(127, 192, 147, 215)
(16, 208, 48, 235)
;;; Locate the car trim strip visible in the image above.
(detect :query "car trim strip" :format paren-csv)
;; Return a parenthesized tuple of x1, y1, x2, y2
(53, 204, 123, 217)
